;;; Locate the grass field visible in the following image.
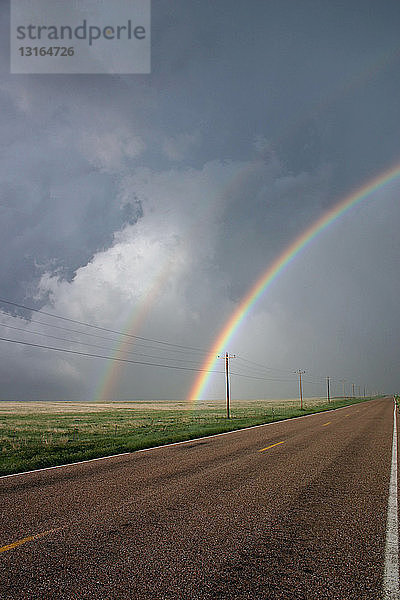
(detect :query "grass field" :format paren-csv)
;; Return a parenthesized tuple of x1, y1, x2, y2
(0, 396, 375, 476)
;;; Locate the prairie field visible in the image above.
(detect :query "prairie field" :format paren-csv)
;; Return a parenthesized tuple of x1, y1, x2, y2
(0, 396, 372, 476)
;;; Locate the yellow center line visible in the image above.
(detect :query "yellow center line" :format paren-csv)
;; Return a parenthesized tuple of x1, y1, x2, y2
(0, 527, 63, 554)
(322, 422, 331, 426)
(259, 440, 285, 452)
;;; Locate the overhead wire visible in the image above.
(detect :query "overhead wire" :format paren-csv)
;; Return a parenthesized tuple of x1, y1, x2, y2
(0, 322, 209, 366)
(0, 298, 362, 392)
(0, 298, 209, 354)
(0, 336, 225, 375)
(235, 356, 346, 388)
(0, 332, 321, 384)
(18, 316, 209, 356)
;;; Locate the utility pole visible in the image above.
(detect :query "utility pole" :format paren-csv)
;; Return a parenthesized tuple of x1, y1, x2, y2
(296, 370, 306, 410)
(217, 352, 236, 418)
(327, 376, 331, 403)
(352, 383, 355, 398)
(341, 379, 346, 400)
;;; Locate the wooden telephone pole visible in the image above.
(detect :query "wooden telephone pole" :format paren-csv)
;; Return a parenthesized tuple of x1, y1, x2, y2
(297, 370, 306, 410)
(218, 352, 236, 418)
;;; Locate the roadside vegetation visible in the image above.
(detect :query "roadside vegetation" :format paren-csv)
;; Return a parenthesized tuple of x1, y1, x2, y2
(0, 396, 377, 476)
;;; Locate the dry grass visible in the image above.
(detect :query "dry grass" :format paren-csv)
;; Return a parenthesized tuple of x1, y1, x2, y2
(0, 396, 328, 414)
(0, 396, 370, 476)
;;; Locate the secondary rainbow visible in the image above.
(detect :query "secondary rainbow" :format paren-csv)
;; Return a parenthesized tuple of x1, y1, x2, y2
(95, 259, 175, 402)
(187, 162, 400, 405)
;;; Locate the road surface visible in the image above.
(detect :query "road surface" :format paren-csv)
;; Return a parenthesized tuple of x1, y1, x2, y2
(0, 398, 396, 599)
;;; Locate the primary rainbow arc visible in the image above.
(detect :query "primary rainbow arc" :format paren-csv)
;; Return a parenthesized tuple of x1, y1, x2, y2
(187, 162, 400, 405)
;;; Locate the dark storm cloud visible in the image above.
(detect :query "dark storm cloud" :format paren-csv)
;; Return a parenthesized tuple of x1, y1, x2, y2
(0, 148, 142, 303)
(0, 78, 144, 304)
(214, 155, 333, 300)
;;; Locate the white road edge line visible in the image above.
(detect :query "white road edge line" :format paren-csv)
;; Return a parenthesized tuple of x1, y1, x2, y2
(383, 401, 399, 599)
(0, 399, 373, 480)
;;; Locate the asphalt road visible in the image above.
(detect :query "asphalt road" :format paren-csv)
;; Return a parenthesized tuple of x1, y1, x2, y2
(0, 398, 395, 599)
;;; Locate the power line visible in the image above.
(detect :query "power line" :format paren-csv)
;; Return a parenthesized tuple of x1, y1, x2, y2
(0, 323, 208, 366)
(230, 371, 298, 382)
(0, 300, 369, 398)
(0, 333, 320, 384)
(10, 315, 209, 356)
(236, 356, 298, 375)
(0, 336, 224, 374)
(0, 298, 209, 354)
(238, 357, 363, 390)
(235, 357, 328, 387)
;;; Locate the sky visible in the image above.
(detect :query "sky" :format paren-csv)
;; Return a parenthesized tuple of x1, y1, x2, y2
(0, 0, 400, 402)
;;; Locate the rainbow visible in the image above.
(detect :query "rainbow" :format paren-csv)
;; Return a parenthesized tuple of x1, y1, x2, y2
(187, 162, 400, 405)
(95, 259, 175, 402)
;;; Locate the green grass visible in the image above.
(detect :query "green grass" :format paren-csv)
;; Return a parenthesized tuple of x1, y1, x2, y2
(0, 396, 376, 476)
